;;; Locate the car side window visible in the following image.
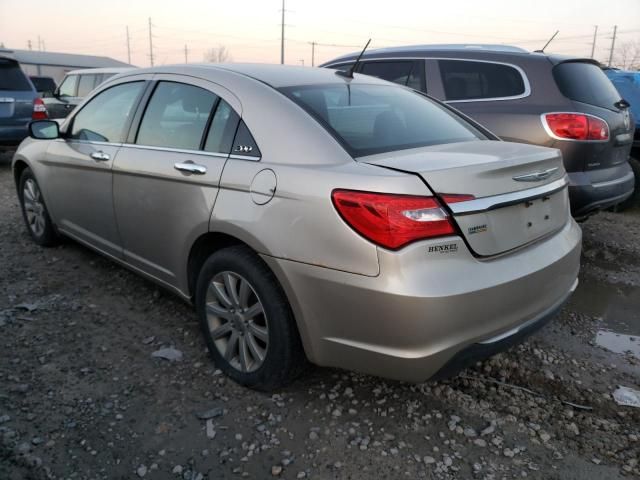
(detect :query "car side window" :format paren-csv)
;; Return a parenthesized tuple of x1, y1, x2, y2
(204, 100, 240, 154)
(360, 61, 426, 91)
(77, 74, 99, 98)
(232, 121, 261, 158)
(439, 60, 526, 101)
(136, 81, 217, 151)
(70, 82, 144, 143)
(58, 75, 78, 97)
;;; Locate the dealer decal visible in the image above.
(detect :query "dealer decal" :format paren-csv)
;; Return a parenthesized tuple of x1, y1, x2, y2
(428, 243, 458, 254)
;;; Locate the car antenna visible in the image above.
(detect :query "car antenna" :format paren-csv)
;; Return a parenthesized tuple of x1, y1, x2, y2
(535, 30, 559, 53)
(336, 39, 371, 79)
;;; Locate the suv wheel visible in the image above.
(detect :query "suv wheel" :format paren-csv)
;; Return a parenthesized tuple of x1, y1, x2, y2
(195, 245, 306, 391)
(18, 168, 59, 246)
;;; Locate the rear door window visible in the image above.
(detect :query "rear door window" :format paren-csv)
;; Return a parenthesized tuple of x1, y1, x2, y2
(136, 81, 217, 150)
(70, 82, 144, 143)
(58, 75, 78, 97)
(360, 60, 425, 91)
(554, 62, 622, 110)
(0, 59, 32, 90)
(204, 100, 240, 154)
(77, 74, 99, 97)
(439, 60, 526, 101)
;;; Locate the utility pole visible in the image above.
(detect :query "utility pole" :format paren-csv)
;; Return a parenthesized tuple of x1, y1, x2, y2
(37, 35, 41, 51)
(184, 44, 188, 63)
(310, 41, 316, 67)
(608, 25, 617, 67)
(590, 25, 598, 59)
(148, 17, 154, 67)
(42, 40, 45, 51)
(27, 39, 32, 50)
(280, 0, 285, 64)
(126, 26, 131, 64)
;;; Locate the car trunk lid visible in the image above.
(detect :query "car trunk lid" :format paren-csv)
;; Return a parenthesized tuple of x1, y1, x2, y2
(361, 140, 570, 257)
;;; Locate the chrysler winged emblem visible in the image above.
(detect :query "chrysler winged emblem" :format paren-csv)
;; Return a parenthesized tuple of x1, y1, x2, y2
(513, 167, 558, 182)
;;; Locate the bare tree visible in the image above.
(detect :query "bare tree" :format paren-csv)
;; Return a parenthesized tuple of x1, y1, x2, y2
(613, 40, 640, 70)
(204, 45, 232, 63)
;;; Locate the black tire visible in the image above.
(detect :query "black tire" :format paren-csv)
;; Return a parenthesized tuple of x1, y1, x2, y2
(195, 245, 307, 391)
(18, 168, 59, 246)
(616, 157, 640, 211)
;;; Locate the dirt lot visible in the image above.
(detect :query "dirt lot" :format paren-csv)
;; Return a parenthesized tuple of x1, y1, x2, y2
(0, 151, 639, 480)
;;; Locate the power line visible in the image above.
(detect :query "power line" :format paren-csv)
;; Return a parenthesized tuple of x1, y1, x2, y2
(590, 25, 598, 59)
(280, 0, 285, 64)
(148, 17, 154, 67)
(608, 25, 617, 67)
(126, 26, 131, 64)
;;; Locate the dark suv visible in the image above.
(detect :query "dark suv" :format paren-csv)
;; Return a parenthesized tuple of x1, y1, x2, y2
(0, 54, 44, 149)
(321, 45, 635, 218)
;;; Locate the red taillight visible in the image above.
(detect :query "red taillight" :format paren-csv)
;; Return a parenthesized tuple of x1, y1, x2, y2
(32, 98, 48, 120)
(543, 113, 608, 141)
(331, 190, 456, 250)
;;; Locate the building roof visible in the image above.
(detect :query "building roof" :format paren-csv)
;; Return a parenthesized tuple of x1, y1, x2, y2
(0, 48, 131, 69)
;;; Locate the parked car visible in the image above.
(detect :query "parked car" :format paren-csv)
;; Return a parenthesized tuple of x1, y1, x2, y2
(604, 67, 640, 208)
(321, 45, 636, 219)
(29, 76, 57, 98)
(0, 54, 47, 149)
(13, 64, 581, 390)
(43, 67, 134, 119)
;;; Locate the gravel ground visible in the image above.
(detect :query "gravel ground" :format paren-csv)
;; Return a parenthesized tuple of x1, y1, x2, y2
(0, 151, 639, 480)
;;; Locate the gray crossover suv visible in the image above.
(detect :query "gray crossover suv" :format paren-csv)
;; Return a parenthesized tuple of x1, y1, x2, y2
(322, 45, 636, 218)
(13, 64, 581, 390)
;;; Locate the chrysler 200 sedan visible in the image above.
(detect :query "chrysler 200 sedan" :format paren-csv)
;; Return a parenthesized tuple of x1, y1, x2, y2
(12, 64, 581, 391)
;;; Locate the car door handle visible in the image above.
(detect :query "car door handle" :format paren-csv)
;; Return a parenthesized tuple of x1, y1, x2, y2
(174, 162, 207, 175)
(90, 151, 110, 161)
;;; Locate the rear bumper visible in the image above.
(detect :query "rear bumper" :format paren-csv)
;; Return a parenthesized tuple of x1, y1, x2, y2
(0, 124, 29, 148)
(568, 162, 635, 217)
(263, 218, 582, 383)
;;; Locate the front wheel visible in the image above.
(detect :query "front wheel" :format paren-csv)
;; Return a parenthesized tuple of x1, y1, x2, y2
(18, 168, 59, 246)
(195, 245, 306, 391)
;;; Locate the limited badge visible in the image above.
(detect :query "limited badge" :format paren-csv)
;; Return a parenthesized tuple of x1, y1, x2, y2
(468, 224, 487, 235)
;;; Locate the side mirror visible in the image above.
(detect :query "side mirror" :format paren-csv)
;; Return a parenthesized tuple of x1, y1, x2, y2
(29, 120, 60, 140)
(53, 87, 60, 98)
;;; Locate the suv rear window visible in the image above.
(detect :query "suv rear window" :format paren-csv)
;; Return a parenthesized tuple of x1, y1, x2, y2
(554, 62, 622, 110)
(0, 59, 32, 91)
(439, 60, 526, 101)
(280, 83, 484, 157)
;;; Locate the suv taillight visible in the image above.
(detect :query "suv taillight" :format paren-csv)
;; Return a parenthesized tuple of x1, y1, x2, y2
(32, 98, 48, 120)
(332, 190, 456, 250)
(543, 113, 609, 141)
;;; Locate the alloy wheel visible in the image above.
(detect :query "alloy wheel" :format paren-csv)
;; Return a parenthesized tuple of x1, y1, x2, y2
(205, 271, 269, 372)
(23, 178, 46, 237)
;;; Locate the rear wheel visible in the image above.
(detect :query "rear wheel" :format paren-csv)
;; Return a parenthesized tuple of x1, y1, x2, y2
(615, 156, 640, 211)
(18, 168, 59, 246)
(195, 245, 306, 391)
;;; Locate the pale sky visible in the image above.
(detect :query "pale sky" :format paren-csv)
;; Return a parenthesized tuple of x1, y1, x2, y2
(1, 0, 639, 67)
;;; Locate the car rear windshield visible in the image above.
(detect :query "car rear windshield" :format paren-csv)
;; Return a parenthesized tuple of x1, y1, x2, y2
(553, 62, 621, 110)
(30, 76, 56, 93)
(0, 59, 32, 91)
(280, 83, 484, 157)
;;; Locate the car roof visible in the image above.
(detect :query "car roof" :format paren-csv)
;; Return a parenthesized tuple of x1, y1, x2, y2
(322, 44, 598, 67)
(66, 67, 136, 75)
(124, 63, 392, 88)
